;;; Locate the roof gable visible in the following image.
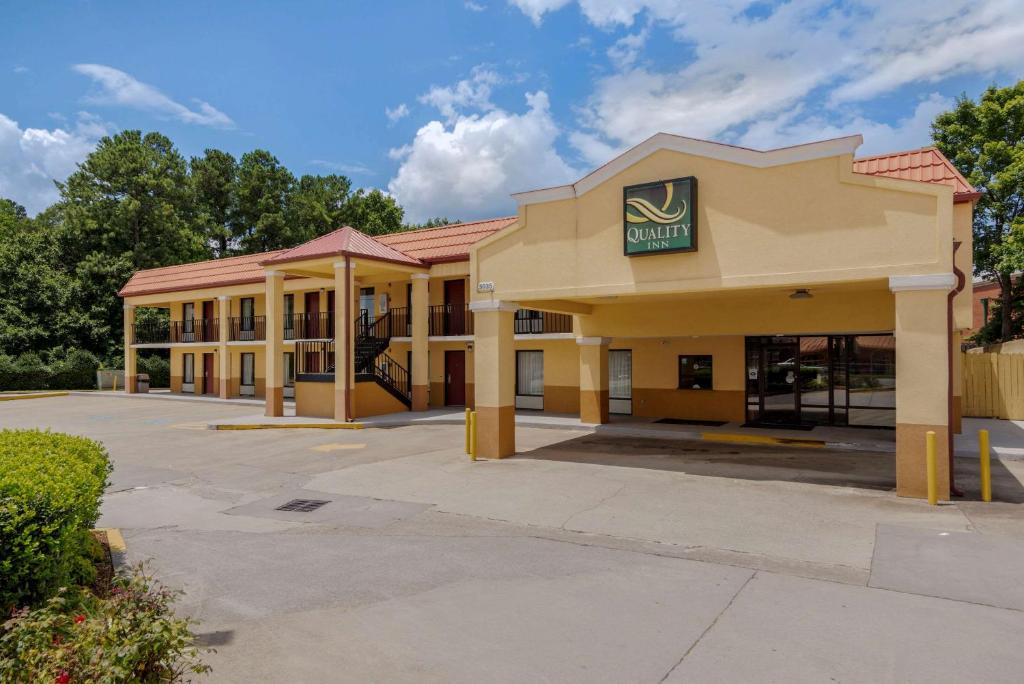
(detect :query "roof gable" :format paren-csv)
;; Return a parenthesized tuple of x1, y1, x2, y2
(512, 132, 864, 205)
(261, 226, 423, 267)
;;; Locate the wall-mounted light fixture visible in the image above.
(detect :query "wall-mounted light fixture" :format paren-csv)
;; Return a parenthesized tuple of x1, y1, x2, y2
(789, 289, 812, 300)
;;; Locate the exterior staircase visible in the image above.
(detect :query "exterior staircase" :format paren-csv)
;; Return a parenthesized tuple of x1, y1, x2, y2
(354, 311, 412, 407)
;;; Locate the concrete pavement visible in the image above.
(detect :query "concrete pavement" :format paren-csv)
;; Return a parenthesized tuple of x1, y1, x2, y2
(3, 394, 1024, 683)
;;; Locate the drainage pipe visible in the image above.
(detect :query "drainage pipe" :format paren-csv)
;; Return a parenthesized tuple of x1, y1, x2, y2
(947, 240, 965, 496)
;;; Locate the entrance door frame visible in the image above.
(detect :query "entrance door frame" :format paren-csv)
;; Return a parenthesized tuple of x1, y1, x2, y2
(444, 349, 466, 406)
(202, 352, 215, 395)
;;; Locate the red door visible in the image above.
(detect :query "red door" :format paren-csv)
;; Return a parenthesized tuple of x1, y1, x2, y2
(445, 351, 466, 406)
(444, 280, 466, 335)
(202, 301, 215, 342)
(326, 290, 335, 338)
(202, 353, 215, 395)
(304, 292, 319, 338)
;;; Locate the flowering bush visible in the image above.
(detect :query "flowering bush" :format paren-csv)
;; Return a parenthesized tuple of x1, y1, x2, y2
(0, 565, 211, 682)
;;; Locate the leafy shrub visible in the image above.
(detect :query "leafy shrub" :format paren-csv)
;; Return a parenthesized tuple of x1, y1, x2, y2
(0, 352, 49, 391)
(0, 430, 112, 612)
(0, 348, 101, 390)
(0, 565, 211, 682)
(138, 354, 170, 388)
(48, 349, 101, 390)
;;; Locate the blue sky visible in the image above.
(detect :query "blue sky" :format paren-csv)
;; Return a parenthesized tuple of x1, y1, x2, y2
(2, 0, 1023, 221)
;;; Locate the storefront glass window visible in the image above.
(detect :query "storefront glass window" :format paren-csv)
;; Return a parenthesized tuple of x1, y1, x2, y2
(679, 355, 713, 390)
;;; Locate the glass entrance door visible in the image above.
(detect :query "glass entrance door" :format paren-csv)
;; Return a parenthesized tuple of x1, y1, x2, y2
(760, 341, 799, 424)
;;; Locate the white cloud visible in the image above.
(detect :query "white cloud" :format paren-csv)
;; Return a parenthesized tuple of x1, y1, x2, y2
(418, 66, 503, 121)
(387, 91, 578, 222)
(606, 27, 649, 70)
(507, 0, 572, 25)
(310, 159, 377, 176)
(507, 0, 1024, 165)
(13, 66, 30, 74)
(0, 112, 107, 215)
(737, 93, 953, 155)
(385, 103, 410, 124)
(464, 1, 486, 11)
(72, 64, 234, 128)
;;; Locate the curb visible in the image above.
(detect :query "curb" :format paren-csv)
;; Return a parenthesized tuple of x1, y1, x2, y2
(94, 527, 127, 568)
(0, 391, 70, 402)
(210, 422, 365, 430)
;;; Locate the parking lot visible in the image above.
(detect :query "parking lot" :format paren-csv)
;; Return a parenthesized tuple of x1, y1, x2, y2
(3, 393, 1024, 683)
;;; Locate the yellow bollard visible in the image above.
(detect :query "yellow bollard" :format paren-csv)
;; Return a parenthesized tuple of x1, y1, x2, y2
(112, 374, 117, 393)
(469, 411, 477, 461)
(926, 430, 938, 505)
(465, 407, 472, 455)
(980, 429, 992, 503)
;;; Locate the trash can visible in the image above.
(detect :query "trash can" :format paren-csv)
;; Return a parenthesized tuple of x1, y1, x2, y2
(136, 373, 150, 393)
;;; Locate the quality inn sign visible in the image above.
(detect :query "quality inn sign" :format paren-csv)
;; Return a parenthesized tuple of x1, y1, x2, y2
(623, 176, 697, 256)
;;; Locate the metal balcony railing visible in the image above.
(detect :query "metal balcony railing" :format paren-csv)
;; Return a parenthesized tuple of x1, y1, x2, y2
(428, 304, 473, 336)
(514, 309, 573, 334)
(229, 315, 265, 342)
(287, 312, 334, 340)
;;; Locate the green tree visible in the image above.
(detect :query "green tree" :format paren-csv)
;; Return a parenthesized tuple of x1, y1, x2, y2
(190, 149, 238, 257)
(341, 188, 405, 236)
(404, 216, 459, 230)
(287, 173, 352, 239)
(232, 150, 298, 253)
(59, 130, 206, 268)
(933, 81, 1024, 341)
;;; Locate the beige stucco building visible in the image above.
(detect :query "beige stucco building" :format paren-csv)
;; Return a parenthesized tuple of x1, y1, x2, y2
(120, 134, 977, 499)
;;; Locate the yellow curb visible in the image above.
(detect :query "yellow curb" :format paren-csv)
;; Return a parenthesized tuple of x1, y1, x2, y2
(0, 391, 70, 401)
(700, 432, 826, 448)
(95, 528, 126, 552)
(212, 422, 365, 430)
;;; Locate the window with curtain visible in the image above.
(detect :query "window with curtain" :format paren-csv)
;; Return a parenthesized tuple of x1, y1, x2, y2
(516, 351, 544, 397)
(241, 297, 255, 331)
(183, 353, 194, 384)
(609, 350, 632, 399)
(241, 353, 255, 386)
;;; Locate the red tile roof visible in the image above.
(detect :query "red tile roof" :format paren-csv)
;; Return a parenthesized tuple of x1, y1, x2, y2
(262, 226, 424, 267)
(120, 218, 519, 299)
(118, 250, 287, 297)
(853, 147, 979, 202)
(377, 216, 517, 264)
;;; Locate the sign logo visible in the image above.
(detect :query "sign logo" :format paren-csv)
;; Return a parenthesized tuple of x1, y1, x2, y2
(623, 176, 697, 256)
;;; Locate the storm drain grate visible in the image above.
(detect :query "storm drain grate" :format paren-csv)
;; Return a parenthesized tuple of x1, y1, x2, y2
(275, 499, 330, 513)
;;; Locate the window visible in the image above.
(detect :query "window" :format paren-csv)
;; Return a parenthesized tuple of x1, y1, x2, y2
(284, 294, 295, 339)
(182, 302, 195, 335)
(515, 350, 544, 410)
(283, 352, 295, 386)
(609, 349, 632, 415)
(183, 353, 194, 385)
(240, 297, 255, 331)
(241, 353, 255, 387)
(679, 355, 713, 390)
(982, 297, 990, 323)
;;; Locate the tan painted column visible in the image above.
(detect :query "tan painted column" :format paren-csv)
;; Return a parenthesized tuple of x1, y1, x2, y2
(890, 275, 955, 499)
(123, 304, 137, 393)
(264, 270, 285, 417)
(217, 295, 230, 399)
(469, 300, 518, 458)
(578, 337, 611, 424)
(334, 261, 355, 421)
(410, 273, 429, 410)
